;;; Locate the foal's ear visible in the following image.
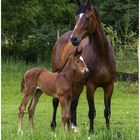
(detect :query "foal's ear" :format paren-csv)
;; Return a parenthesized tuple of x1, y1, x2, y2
(74, 47, 82, 56)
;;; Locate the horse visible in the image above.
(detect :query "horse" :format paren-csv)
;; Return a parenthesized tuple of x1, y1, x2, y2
(51, 0, 116, 134)
(17, 48, 89, 134)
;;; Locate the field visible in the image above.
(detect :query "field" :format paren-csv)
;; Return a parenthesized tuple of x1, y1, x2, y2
(2, 60, 139, 140)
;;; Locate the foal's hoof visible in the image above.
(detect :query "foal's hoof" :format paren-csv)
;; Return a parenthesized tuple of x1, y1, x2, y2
(71, 125, 79, 133)
(17, 129, 23, 135)
(29, 128, 34, 133)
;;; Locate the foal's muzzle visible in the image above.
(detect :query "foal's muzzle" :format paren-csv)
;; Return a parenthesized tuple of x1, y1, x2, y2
(82, 68, 89, 80)
(71, 37, 80, 46)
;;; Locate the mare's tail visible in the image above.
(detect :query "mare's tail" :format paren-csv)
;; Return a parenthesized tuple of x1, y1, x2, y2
(21, 77, 25, 94)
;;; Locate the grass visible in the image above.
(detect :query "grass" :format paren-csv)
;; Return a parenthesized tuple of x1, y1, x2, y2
(116, 60, 138, 72)
(2, 60, 139, 140)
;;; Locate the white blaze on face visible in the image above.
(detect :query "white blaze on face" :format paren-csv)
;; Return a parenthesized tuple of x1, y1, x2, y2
(80, 56, 84, 62)
(74, 13, 84, 29)
(79, 56, 89, 74)
(70, 13, 84, 39)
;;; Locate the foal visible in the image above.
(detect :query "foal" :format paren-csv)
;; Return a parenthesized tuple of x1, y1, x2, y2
(17, 48, 89, 133)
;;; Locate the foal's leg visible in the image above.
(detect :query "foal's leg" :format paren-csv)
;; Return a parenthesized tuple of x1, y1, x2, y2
(28, 90, 42, 130)
(71, 83, 84, 129)
(59, 96, 71, 130)
(18, 93, 31, 133)
(86, 82, 96, 134)
(103, 82, 114, 129)
(50, 98, 59, 131)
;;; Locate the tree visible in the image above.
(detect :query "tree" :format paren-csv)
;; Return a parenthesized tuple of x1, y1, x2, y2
(2, 0, 138, 63)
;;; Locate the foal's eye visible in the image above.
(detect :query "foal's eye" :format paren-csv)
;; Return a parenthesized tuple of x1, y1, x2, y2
(86, 17, 89, 21)
(76, 60, 80, 64)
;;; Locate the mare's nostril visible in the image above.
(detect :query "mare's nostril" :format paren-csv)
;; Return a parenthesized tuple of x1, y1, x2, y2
(71, 37, 80, 46)
(71, 37, 78, 43)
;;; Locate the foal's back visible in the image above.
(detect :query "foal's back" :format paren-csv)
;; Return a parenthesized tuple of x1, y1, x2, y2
(38, 71, 58, 97)
(24, 67, 69, 97)
(23, 67, 47, 92)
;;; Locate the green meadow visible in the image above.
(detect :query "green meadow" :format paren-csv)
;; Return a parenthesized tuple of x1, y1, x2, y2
(2, 61, 138, 140)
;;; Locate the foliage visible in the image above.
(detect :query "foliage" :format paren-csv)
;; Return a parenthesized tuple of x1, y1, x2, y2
(2, 0, 138, 64)
(2, 0, 76, 62)
(103, 24, 138, 72)
(98, 0, 138, 37)
(106, 26, 138, 56)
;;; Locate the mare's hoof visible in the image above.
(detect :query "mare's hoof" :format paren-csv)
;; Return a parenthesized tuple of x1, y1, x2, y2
(50, 131, 56, 138)
(51, 123, 56, 132)
(17, 129, 23, 135)
(71, 124, 79, 133)
(88, 129, 94, 135)
(88, 136, 91, 140)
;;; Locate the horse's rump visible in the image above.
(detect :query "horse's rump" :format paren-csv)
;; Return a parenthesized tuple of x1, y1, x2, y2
(21, 67, 47, 94)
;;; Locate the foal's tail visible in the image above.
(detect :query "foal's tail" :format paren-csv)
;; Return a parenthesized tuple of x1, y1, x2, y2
(21, 77, 25, 93)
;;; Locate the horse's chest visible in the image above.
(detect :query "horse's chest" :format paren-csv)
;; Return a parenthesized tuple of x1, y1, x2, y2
(92, 65, 113, 84)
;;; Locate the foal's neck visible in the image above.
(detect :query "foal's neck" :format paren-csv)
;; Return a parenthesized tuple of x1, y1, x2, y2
(61, 58, 74, 82)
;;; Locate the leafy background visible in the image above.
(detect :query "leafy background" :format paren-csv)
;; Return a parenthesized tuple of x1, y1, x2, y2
(2, 0, 138, 70)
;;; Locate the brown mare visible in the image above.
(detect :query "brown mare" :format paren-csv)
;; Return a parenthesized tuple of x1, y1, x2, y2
(17, 48, 89, 133)
(51, 0, 116, 133)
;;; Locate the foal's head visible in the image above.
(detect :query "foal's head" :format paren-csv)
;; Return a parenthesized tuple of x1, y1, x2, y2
(70, 0, 99, 46)
(70, 47, 89, 79)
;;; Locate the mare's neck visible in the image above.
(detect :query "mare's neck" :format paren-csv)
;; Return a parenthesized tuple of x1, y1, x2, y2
(89, 18, 108, 57)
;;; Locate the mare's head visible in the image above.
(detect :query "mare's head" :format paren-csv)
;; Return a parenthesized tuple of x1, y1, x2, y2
(70, 0, 99, 46)
(71, 47, 89, 79)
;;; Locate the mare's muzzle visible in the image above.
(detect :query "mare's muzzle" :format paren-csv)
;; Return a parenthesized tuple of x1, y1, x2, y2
(71, 37, 80, 46)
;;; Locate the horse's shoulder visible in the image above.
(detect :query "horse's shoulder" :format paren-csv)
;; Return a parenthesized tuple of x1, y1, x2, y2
(54, 30, 72, 48)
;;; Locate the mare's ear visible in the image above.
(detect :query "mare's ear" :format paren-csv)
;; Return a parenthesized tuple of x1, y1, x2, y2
(85, 0, 92, 6)
(76, 0, 81, 6)
(74, 47, 82, 56)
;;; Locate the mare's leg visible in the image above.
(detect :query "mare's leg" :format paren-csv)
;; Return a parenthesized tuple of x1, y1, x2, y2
(71, 83, 84, 129)
(103, 82, 114, 129)
(50, 98, 59, 131)
(18, 93, 31, 133)
(86, 81, 96, 134)
(28, 90, 42, 130)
